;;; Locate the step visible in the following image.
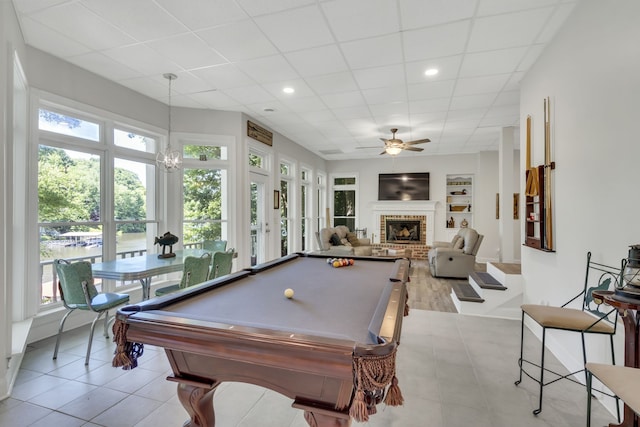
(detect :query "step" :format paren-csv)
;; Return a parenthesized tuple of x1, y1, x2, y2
(470, 271, 507, 290)
(450, 281, 484, 303)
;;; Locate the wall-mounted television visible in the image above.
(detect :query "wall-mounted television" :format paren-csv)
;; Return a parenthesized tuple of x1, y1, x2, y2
(378, 173, 430, 201)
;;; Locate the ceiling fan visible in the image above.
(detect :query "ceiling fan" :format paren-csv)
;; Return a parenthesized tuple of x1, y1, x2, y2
(358, 128, 431, 156)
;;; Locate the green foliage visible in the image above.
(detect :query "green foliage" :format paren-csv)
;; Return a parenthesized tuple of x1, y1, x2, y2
(39, 146, 146, 231)
(183, 168, 223, 242)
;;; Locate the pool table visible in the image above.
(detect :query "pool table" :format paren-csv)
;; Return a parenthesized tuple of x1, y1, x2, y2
(112, 253, 410, 427)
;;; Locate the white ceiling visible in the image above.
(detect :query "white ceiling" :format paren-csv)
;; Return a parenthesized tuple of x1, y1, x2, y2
(11, 0, 578, 160)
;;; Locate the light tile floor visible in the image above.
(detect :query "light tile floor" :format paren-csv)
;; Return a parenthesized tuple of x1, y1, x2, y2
(0, 309, 618, 427)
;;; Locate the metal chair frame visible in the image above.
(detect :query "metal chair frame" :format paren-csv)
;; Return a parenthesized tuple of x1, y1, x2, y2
(53, 259, 130, 365)
(515, 251, 622, 417)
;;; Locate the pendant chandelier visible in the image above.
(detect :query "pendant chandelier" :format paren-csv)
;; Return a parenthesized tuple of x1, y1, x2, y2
(156, 73, 182, 173)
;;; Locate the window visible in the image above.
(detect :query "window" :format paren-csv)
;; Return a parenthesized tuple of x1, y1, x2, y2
(300, 168, 312, 251)
(38, 144, 103, 305)
(36, 101, 162, 309)
(182, 139, 230, 247)
(316, 173, 326, 243)
(280, 160, 294, 256)
(332, 174, 358, 231)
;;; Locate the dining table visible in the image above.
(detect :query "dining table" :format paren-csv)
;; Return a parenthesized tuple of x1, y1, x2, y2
(91, 248, 211, 300)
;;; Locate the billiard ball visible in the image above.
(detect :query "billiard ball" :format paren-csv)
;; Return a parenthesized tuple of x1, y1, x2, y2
(284, 288, 294, 299)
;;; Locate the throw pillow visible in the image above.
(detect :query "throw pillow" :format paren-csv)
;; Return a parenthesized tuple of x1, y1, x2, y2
(346, 232, 361, 247)
(340, 238, 352, 246)
(329, 233, 342, 246)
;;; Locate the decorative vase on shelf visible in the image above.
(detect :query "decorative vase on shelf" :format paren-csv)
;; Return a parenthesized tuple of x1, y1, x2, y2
(461, 218, 468, 228)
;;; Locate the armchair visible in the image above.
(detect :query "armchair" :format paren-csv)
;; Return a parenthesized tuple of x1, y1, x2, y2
(428, 228, 483, 278)
(315, 225, 373, 256)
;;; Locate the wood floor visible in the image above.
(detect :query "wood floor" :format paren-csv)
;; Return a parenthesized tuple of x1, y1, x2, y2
(406, 259, 488, 312)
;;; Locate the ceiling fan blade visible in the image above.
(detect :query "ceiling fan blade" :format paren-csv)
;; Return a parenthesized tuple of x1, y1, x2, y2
(355, 146, 382, 150)
(380, 137, 390, 143)
(404, 138, 430, 145)
(403, 146, 424, 152)
(379, 150, 388, 155)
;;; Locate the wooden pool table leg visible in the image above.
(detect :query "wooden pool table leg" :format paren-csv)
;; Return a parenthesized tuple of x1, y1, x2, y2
(176, 381, 219, 427)
(303, 411, 351, 427)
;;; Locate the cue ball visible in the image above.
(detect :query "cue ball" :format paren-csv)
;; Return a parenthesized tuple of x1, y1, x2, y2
(284, 288, 294, 299)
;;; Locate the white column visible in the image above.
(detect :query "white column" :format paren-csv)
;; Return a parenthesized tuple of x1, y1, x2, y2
(499, 127, 516, 262)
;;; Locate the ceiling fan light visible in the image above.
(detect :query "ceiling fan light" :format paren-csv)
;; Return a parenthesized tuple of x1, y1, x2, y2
(385, 146, 402, 156)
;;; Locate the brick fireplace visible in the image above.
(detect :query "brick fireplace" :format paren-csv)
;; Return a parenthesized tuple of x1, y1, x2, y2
(370, 201, 437, 259)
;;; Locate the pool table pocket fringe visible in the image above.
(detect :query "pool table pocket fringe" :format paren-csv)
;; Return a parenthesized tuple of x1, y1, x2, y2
(349, 348, 403, 422)
(112, 318, 144, 370)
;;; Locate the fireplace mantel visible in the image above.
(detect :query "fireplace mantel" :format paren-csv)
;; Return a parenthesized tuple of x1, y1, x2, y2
(370, 201, 438, 245)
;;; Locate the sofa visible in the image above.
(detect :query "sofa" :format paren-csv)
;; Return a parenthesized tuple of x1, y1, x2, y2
(428, 227, 483, 278)
(315, 225, 373, 257)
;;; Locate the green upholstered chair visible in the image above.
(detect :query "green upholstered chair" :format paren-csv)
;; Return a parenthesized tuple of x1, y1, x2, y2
(209, 249, 235, 280)
(155, 253, 211, 297)
(203, 239, 227, 252)
(53, 259, 130, 365)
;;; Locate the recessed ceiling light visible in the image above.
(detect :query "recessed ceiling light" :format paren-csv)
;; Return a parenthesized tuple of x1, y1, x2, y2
(283, 87, 295, 94)
(424, 68, 439, 77)
(263, 108, 275, 112)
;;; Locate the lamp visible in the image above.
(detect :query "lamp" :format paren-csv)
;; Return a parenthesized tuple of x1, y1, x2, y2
(156, 73, 182, 173)
(618, 244, 640, 298)
(385, 146, 402, 156)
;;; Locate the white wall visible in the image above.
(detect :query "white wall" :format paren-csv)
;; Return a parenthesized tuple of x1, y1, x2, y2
(520, 0, 640, 409)
(327, 150, 520, 263)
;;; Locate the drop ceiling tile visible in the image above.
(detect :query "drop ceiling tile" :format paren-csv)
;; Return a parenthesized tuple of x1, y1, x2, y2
(459, 47, 528, 78)
(29, 2, 136, 50)
(254, 5, 335, 52)
(245, 101, 292, 116)
(280, 96, 327, 112)
(517, 45, 545, 71)
(155, 0, 248, 31)
(450, 94, 497, 110)
(362, 87, 408, 105)
(446, 108, 487, 121)
(305, 72, 360, 95)
(410, 111, 448, 124)
(454, 74, 510, 96)
(443, 119, 481, 130)
(369, 102, 409, 118)
(468, 8, 555, 51)
(493, 90, 520, 106)
(536, 3, 578, 43)
(405, 55, 463, 84)
(477, 0, 560, 16)
(261, 79, 316, 99)
(408, 80, 456, 101)
(188, 91, 242, 109)
(320, 91, 367, 109)
(102, 44, 181, 76)
(503, 72, 524, 91)
(285, 44, 348, 77)
(352, 64, 405, 90)
(197, 20, 279, 62)
(82, 0, 188, 42)
(298, 109, 337, 123)
(147, 33, 228, 70)
(341, 33, 403, 70)
(403, 21, 471, 61)
(221, 85, 277, 104)
(236, 55, 300, 84)
(235, 0, 316, 17)
(12, 0, 69, 15)
(19, 17, 92, 58)
(399, 0, 477, 30)
(190, 64, 256, 90)
(409, 97, 450, 114)
(321, 0, 399, 42)
(331, 105, 374, 120)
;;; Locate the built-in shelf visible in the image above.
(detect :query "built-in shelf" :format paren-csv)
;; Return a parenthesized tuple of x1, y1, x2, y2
(445, 175, 473, 230)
